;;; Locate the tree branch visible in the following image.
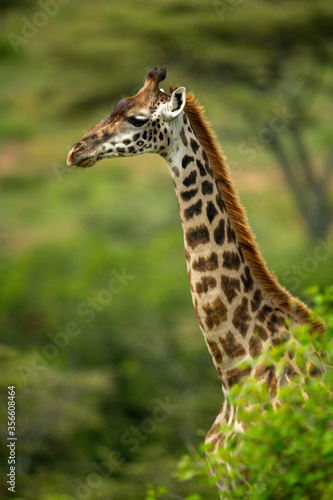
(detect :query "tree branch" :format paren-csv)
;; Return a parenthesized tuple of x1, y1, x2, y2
(269, 134, 308, 218)
(318, 146, 333, 199)
(288, 121, 318, 192)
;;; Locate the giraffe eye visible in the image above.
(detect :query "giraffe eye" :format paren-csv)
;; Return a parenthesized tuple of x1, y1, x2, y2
(127, 116, 149, 127)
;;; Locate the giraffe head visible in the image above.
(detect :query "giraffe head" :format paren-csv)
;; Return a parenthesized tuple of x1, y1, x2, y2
(67, 66, 186, 167)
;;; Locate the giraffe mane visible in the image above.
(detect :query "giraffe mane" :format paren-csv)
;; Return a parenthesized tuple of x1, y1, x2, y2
(183, 91, 324, 331)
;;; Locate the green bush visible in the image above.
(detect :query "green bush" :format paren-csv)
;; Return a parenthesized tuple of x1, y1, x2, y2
(148, 287, 333, 499)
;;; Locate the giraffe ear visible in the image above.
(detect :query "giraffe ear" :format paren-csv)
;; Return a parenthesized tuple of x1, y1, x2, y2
(162, 87, 186, 121)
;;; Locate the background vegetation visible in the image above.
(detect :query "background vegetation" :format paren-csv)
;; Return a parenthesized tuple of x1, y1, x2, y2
(0, 1, 332, 499)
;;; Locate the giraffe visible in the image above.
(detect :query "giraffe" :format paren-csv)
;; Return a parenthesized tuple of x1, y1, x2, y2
(67, 66, 324, 494)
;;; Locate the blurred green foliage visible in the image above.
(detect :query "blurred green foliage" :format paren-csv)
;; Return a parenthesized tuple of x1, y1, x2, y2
(0, 1, 332, 499)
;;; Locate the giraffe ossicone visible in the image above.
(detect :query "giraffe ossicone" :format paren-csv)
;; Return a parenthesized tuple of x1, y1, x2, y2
(67, 66, 325, 494)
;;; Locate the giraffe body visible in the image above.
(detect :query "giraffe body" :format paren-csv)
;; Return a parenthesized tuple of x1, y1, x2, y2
(67, 67, 324, 493)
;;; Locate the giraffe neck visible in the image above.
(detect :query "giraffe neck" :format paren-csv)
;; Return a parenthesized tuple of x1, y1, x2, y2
(163, 112, 289, 388)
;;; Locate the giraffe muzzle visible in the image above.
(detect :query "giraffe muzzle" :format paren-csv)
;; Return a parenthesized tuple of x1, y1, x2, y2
(66, 148, 97, 168)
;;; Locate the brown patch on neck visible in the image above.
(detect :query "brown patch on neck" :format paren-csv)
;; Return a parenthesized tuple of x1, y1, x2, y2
(184, 92, 324, 331)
